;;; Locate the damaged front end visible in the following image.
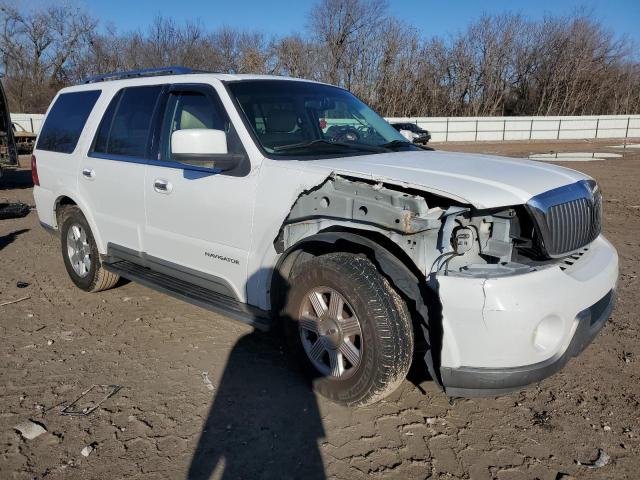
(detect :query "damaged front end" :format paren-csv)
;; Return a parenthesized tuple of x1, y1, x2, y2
(274, 174, 584, 385)
(275, 174, 553, 281)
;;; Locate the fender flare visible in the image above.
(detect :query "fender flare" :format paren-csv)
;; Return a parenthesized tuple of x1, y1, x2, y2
(274, 231, 443, 388)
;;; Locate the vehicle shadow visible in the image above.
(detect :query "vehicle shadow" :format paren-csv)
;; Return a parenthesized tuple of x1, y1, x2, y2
(187, 271, 326, 480)
(0, 228, 29, 251)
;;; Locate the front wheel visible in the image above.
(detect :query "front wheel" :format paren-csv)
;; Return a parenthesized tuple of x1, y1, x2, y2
(284, 252, 414, 406)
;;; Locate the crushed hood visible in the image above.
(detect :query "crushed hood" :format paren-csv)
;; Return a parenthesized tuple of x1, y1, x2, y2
(302, 150, 589, 209)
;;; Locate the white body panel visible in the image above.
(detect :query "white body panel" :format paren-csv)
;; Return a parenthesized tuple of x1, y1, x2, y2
(78, 159, 146, 252)
(143, 164, 259, 301)
(246, 160, 330, 309)
(301, 150, 589, 209)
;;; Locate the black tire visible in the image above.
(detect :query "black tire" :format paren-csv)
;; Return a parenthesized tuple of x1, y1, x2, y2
(283, 252, 414, 406)
(59, 206, 119, 292)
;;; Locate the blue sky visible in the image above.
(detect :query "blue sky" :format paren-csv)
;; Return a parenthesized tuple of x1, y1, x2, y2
(45, 0, 640, 45)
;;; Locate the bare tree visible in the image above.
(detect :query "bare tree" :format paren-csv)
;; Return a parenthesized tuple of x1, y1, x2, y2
(308, 0, 388, 88)
(1, 1, 639, 116)
(0, 2, 95, 112)
(272, 35, 319, 79)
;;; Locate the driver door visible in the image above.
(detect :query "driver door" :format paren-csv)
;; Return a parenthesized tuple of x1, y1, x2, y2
(143, 84, 257, 301)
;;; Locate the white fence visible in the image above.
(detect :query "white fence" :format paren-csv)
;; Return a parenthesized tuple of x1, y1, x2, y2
(9, 112, 640, 142)
(386, 115, 640, 142)
(10, 113, 45, 134)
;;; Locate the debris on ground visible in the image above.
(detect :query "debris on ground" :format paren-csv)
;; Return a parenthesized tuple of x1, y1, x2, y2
(0, 202, 31, 220)
(201, 372, 215, 391)
(16, 281, 30, 288)
(577, 449, 611, 469)
(532, 410, 552, 428)
(14, 420, 47, 440)
(60, 385, 122, 416)
(0, 296, 30, 307)
(81, 443, 97, 457)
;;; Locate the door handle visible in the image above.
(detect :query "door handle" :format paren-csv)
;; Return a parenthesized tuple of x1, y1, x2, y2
(153, 179, 172, 194)
(82, 168, 95, 179)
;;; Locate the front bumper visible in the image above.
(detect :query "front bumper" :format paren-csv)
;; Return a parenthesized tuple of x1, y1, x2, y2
(441, 289, 614, 397)
(435, 235, 618, 397)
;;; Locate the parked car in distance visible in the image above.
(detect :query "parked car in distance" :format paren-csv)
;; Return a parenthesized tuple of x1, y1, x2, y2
(391, 122, 431, 144)
(12, 122, 37, 154)
(32, 67, 617, 406)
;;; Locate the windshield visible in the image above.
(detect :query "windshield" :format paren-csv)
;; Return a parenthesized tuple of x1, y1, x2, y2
(227, 80, 416, 157)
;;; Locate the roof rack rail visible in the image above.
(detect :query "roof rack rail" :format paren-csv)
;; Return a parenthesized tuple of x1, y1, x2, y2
(82, 66, 199, 84)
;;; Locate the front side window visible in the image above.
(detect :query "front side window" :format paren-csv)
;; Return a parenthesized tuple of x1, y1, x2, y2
(160, 91, 224, 162)
(37, 90, 101, 154)
(93, 85, 162, 158)
(227, 80, 416, 158)
(159, 87, 246, 167)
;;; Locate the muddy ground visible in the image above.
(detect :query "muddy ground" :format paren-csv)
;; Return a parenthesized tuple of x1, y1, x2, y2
(0, 139, 638, 479)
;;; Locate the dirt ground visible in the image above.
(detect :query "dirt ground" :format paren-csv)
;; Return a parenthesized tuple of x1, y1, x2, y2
(1, 139, 638, 479)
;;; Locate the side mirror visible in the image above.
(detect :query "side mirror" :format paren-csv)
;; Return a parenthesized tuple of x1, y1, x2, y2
(171, 129, 240, 171)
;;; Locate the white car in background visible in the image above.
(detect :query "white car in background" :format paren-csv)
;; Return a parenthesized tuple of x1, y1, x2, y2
(32, 67, 617, 405)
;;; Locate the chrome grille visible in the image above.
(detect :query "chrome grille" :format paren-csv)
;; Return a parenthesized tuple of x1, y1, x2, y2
(527, 180, 602, 258)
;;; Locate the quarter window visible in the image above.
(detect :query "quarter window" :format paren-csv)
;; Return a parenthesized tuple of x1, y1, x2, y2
(93, 85, 162, 158)
(36, 90, 101, 154)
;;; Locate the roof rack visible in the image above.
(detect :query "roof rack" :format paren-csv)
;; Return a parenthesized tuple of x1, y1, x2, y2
(82, 66, 200, 84)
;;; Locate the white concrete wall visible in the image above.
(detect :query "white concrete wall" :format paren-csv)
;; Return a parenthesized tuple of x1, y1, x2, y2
(10, 112, 640, 142)
(10, 113, 45, 134)
(386, 115, 640, 142)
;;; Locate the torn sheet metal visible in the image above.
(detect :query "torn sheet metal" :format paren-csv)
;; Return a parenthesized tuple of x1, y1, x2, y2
(285, 176, 443, 235)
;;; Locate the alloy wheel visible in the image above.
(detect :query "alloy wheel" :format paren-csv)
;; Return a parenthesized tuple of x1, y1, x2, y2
(298, 287, 363, 379)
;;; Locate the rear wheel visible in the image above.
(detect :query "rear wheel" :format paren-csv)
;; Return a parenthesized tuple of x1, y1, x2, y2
(59, 206, 119, 292)
(284, 252, 414, 406)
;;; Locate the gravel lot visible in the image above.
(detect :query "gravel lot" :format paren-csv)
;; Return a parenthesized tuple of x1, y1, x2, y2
(1, 140, 638, 479)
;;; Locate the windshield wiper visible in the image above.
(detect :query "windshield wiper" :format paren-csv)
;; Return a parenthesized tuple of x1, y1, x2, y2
(378, 139, 414, 150)
(273, 139, 387, 153)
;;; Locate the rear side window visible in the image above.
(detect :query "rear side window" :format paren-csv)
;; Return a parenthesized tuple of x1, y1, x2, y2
(36, 90, 101, 154)
(93, 85, 162, 158)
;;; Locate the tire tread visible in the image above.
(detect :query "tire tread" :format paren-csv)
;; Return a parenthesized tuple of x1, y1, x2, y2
(286, 252, 414, 406)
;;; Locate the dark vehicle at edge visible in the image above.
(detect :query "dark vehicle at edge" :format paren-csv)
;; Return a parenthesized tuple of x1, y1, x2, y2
(0, 75, 18, 177)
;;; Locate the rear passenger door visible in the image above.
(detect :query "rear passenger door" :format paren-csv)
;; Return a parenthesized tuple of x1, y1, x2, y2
(80, 85, 163, 253)
(143, 84, 256, 301)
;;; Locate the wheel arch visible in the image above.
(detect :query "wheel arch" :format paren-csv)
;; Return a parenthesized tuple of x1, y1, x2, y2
(53, 193, 106, 254)
(271, 227, 443, 388)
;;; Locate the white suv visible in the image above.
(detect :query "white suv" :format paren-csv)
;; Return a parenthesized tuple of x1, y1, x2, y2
(32, 67, 618, 405)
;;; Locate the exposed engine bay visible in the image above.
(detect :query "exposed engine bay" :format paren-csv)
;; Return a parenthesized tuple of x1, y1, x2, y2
(276, 175, 582, 279)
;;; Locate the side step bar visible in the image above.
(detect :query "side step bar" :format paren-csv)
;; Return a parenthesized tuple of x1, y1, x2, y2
(104, 260, 272, 331)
